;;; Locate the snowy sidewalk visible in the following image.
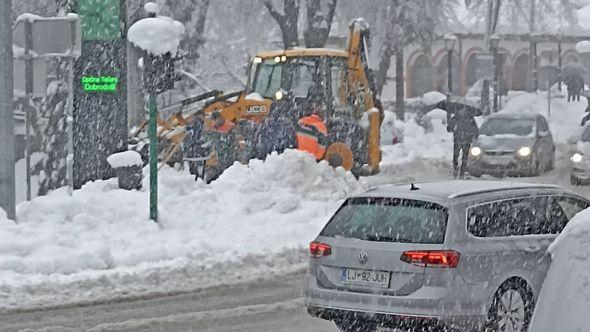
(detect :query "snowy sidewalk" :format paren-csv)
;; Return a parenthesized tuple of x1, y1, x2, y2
(0, 151, 362, 311)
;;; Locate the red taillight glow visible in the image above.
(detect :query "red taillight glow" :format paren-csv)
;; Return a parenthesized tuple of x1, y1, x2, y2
(310, 241, 332, 258)
(400, 250, 460, 268)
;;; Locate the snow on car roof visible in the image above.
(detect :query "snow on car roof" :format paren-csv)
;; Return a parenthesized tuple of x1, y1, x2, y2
(487, 112, 540, 120)
(363, 180, 560, 200)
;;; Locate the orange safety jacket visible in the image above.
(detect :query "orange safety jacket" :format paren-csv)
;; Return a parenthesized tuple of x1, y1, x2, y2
(296, 114, 328, 160)
(211, 120, 235, 134)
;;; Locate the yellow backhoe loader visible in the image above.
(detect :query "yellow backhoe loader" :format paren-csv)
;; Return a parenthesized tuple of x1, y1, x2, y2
(131, 18, 382, 182)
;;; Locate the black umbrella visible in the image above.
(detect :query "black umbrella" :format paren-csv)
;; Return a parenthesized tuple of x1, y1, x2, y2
(433, 96, 483, 116)
(563, 63, 588, 79)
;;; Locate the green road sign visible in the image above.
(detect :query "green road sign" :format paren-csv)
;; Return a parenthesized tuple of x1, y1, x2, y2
(77, 0, 121, 41)
(81, 75, 119, 92)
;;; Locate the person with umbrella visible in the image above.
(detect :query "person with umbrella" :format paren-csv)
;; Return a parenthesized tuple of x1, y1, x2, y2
(435, 97, 481, 178)
(564, 64, 587, 102)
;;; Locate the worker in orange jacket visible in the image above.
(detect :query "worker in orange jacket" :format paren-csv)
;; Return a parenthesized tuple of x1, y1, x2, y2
(296, 98, 328, 160)
(210, 111, 235, 133)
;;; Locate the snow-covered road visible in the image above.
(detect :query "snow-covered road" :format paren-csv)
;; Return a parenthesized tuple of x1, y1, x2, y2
(0, 268, 338, 332)
(2, 151, 589, 332)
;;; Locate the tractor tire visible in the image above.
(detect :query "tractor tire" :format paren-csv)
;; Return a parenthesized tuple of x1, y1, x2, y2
(203, 164, 223, 184)
(326, 118, 368, 177)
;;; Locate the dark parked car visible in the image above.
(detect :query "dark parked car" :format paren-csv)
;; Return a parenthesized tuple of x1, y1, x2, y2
(469, 113, 555, 177)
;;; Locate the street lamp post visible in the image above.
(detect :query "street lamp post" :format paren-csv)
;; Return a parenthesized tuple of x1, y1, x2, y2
(444, 34, 457, 99)
(531, 34, 542, 92)
(490, 35, 501, 113)
(557, 34, 563, 92)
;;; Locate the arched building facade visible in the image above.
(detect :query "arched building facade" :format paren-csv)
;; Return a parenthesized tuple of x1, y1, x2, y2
(392, 33, 590, 98)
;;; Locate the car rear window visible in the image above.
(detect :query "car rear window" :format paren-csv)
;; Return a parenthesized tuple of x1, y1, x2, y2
(320, 197, 448, 244)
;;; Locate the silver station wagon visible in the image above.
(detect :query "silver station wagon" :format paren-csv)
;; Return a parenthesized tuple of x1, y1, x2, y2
(306, 181, 589, 332)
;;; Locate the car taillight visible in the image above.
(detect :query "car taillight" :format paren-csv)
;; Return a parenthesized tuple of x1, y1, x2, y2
(400, 250, 460, 268)
(310, 241, 332, 258)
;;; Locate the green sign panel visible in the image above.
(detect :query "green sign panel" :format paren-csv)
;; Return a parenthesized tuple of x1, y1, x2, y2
(82, 76, 119, 92)
(77, 0, 121, 41)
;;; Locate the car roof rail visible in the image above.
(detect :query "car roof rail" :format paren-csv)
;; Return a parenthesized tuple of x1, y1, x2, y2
(449, 184, 560, 199)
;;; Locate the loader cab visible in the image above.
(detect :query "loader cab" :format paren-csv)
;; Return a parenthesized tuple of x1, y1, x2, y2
(246, 50, 362, 121)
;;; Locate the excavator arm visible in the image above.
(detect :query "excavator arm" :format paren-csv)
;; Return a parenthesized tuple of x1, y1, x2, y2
(346, 18, 382, 174)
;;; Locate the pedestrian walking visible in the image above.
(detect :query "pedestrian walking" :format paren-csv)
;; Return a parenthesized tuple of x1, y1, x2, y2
(567, 74, 584, 102)
(447, 107, 479, 178)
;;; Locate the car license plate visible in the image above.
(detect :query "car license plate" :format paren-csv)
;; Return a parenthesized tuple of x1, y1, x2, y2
(341, 268, 391, 288)
(486, 157, 511, 166)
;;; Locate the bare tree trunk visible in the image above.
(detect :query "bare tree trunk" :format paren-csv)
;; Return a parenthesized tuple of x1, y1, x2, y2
(127, 44, 144, 128)
(304, 0, 337, 48)
(395, 49, 405, 121)
(262, 0, 300, 49)
(166, 0, 210, 60)
(375, 30, 397, 98)
(187, 0, 210, 60)
(127, 1, 145, 128)
(0, 0, 15, 219)
(529, 0, 536, 33)
(528, 0, 536, 92)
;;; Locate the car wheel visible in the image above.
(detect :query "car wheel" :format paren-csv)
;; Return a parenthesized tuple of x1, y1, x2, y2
(469, 170, 482, 178)
(335, 320, 378, 332)
(487, 279, 534, 332)
(571, 175, 581, 186)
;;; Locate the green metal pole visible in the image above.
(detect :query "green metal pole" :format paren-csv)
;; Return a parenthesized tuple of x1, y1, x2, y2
(148, 94, 158, 222)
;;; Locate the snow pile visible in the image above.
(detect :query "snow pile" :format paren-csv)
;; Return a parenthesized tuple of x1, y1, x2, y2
(422, 91, 446, 106)
(577, 6, 590, 32)
(380, 113, 452, 171)
(0, 150, 363, 309)
(107, 151, 143, 168)
(380, 110, 404, 145)
(128, 16, 185, 56)
(575, 40, 590, 53)
(245, 92, 264, 101)
(16, 13, 42, 23)
(144, 2, 159, 14)
(529, 208, 590, 331)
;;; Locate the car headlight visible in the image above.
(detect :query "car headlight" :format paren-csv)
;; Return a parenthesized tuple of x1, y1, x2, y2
(571, 153, 584, 163)
(275, 90, 284, 100)
(517, 146, 531, 157)
(470, 146, 482, 157)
